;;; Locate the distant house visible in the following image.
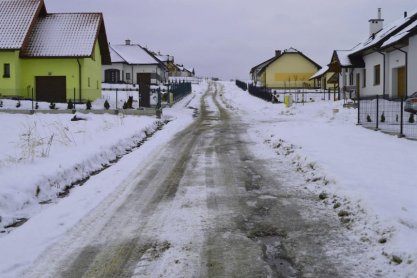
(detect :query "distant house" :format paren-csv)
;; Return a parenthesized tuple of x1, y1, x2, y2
(174, 64, 195, 77)
(326, 9, 417, 99)
(250, 48, 321, 89)
(309, 65, 339, 92)
(102, 40, 168, 85)
(153, 52, 177, 76)
(0, 0, 111, 102)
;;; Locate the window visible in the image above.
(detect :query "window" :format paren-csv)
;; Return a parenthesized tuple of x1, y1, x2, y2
(349, 71, 353, 86)
(126, 72, 131, 80)
(363, 69, 366, 88)
(374, 64, 381, 85)
(3, 64, 10, 78)
(104, 69, 120, 83)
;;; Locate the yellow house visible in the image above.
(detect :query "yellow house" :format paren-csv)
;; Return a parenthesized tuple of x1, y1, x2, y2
(250, 48, 321, 89)
(0, 0, 110, 103)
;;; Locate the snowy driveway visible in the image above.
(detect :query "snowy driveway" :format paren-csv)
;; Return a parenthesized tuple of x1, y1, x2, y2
(7, 82, 378, 277)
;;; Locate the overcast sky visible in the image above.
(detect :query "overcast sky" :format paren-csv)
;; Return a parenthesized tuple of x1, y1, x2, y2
(45, 0, 417, 80)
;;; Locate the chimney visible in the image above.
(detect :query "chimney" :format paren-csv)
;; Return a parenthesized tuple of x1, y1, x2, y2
(404, 11, 408, 18)
(369, 8, 384, 37)
(275, 50, 282, 57)
(125, 39, 131, 45)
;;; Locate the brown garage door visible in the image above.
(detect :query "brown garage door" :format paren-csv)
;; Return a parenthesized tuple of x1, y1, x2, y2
(36, 76, 67, 103)
(137, 73, 151, 107)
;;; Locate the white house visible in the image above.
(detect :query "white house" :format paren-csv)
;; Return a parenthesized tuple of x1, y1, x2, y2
(380, 18, 417, 98)
(102, 40, 168, 85)
(336, 9, 417, 98)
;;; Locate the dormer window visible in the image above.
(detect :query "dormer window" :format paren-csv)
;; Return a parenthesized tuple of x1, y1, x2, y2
(3, 64, 10, 78)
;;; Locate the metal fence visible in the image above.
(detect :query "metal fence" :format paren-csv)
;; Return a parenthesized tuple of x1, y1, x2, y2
(248, 84, 273, 102)
(235, 80, 247, 91)
(170, 82, 192, 103)
(358, 95, 417, 138)
(248, 85, 340, 103)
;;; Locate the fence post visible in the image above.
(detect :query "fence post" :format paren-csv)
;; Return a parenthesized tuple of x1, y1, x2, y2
(116, 89, 118, 110)
(399, 98, 405, 137)
(357, 94, 361, 125)
(73, 88, 76, 110)
(328, 89, 330, 101)
(138, 86, 140, 108)
(31, 88, 34, 110)
(375, 95, 379, 130)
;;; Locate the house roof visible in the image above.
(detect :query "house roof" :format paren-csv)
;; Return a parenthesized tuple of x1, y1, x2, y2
(381, 19, 417, 48)
(253, 48, 321, 75)
(328, 49, 365, 70)
(0, 0, 45, 49)
(0, 0, 111, 64)
(250, 57, 275, 74)
(350, 10, 417, 55)
(155, 53, 173, 63)
(110, 44, 161, 65)
(109, 46, 124, 63)
(309, 66, 329, 80)
(335, 50, 353, 67)
(21, 13, 104, 57)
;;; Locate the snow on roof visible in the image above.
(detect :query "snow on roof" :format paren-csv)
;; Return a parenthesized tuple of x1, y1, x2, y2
(110, 44, 160, 65)
(336, 50, 353, 67)
(382, 19, 417, 48)
(310, 66, 329, 80)
(0, 0, 42, 49)
(284, 47, 298, 53)
(351, 10, 417, 55)
(155, 54, 173, 63)
(109, 46, 124, 63)
(21, 13, 101, 57)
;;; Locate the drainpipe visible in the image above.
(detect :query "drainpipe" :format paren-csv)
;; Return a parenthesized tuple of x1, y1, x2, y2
(76, 59, 82, 102)
(393, 46, 408, 98)
(375, 48, 386, 98)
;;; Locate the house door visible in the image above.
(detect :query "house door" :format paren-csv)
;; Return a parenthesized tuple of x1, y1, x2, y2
(36, 76, 66, 103)
(398, 67, 406, 98)
(137, 73, 151, 107)
(356, 73, 360, 98)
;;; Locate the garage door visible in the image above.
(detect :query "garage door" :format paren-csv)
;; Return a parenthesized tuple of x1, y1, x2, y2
(36, 76, 67, 103)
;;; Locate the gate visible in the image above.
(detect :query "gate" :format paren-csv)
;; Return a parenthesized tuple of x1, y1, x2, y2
(137, 73, 151, 107)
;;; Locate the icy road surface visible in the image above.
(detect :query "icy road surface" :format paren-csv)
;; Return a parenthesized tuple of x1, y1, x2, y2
(22, 82, 373, 277)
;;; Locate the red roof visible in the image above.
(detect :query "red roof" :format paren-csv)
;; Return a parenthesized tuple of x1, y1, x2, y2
(0, 0, 44, 49)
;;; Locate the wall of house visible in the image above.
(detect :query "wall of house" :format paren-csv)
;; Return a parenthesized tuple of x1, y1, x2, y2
(386, 47, 407, 98)
(102, 63, 124, 82)
(0, 50, 22, 97)
(409, 35, 417, 96)
(255, 71, 266, 86)
(103, 64, 166, 85)
(360, 52, 384, 96)
(265, 54, 318, 88)
(21, 41, 103, 101)
(80, 41, 103, 101)
(21, 58, 79, 100)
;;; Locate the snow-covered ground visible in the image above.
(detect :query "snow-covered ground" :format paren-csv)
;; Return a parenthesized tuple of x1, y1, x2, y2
(1, 79, 416, 277)
(0, 82, 206, 234)
(220, 81, 417, 276)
